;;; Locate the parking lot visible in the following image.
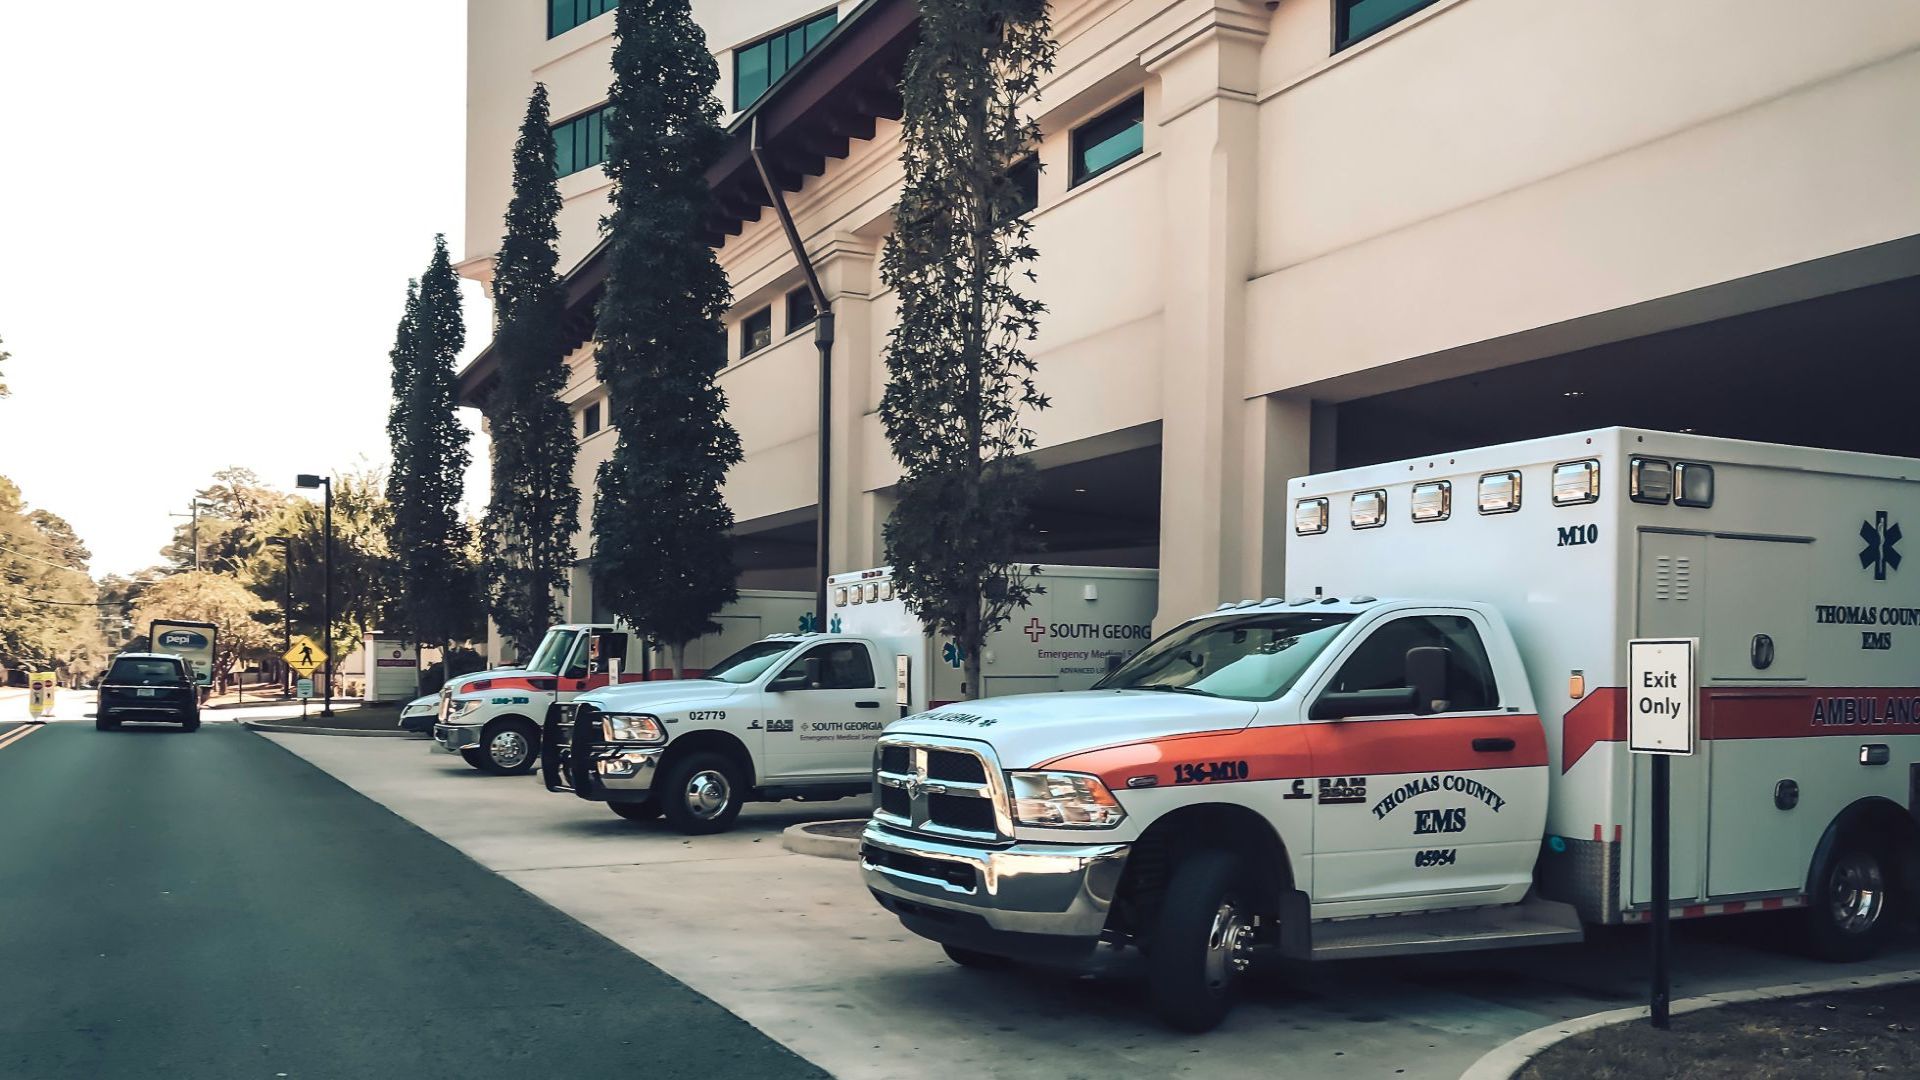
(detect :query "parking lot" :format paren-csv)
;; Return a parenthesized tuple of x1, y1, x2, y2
(260, 730, 1920, 1080)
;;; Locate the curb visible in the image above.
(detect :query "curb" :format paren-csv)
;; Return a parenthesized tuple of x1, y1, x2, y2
(781, 820, 865, 861)
(1459, 967, 1920, 1080)
(243, 720, 416, 738)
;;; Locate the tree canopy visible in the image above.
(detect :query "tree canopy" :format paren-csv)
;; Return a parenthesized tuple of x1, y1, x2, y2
(878, 0, 1056, 699)
(482, 83, 581, 658)
(131, 571, 274, 690)
(591, 0, 741, 666)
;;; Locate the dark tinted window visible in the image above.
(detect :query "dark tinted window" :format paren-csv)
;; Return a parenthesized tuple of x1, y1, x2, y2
(1071, 95, 1143, 186)
(733, 11, 838, 110)
(786, 287, 817, 333)
(1335, 0, 1442, 50)
(552, 105, 613, 178)
(741, 307, 773, 357)
(1007, 154, 1040, 217)
(1325, 615, 1498, 712)
(582, 401, 601, 436)
(108, 658, 185, 686)
(549, 0, 617, 39)
(781, 643, 875, 690)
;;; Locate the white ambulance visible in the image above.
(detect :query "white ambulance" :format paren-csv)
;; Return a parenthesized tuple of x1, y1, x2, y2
(543, 565, 1157, 833)
(861, 429, 1920, 1031)
(433, 591, 812, 774)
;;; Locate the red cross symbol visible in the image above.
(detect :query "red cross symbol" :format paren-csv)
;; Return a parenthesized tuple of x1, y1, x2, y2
(1024, 617, 1045, 643)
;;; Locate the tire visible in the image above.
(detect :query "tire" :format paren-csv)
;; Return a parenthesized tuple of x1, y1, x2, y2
(658, 751, 747, 835)
(96, 715, 117, 732)
(1805, 836, 1896, 961)
(477, 718, 539, 776)
(610, 800, 662, 823)
(182, 715, 201, 733)
(942, 944, 1013, 970)
(459, 748, 491, 771)
(1146, 849, 1256, 1033)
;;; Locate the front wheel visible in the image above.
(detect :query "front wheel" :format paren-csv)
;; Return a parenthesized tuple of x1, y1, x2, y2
(476, 719, 539, 776)
(182, 716, 201, 733)
(658, 751, 746, 835)
(1146, 849, 1257, 1033)
(1805, 838, 1896, 961)
(610, 800, 661, 823)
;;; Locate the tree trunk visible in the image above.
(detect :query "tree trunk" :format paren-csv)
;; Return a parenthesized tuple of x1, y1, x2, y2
(961, 598, 983, 701)
(670, 641, 686, 679)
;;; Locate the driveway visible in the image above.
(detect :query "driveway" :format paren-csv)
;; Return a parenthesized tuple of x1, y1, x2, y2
(262, 732, 1919, 1079)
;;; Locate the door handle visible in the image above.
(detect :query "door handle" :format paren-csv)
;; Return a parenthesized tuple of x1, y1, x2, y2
(1472, 737, 1516, 753)
(855, 700, 880, 709)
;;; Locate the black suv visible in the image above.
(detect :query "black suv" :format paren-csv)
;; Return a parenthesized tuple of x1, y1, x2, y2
(97, 654, 201, 732)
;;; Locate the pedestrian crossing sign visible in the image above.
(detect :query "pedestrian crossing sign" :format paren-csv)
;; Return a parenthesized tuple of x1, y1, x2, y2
(285, 636, 328, 672)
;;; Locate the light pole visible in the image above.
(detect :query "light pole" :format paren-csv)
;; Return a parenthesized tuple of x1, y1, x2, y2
(169, 498, 216, 570)
(267, 536, 293, 695)
(296, 474, 333, 717)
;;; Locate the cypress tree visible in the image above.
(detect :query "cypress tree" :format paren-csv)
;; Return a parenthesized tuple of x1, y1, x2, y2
(481, 84, 581, 657)
(387, 236, 477, 655)
(878, 0, 1057, 700)
(591, 0, 739, 671)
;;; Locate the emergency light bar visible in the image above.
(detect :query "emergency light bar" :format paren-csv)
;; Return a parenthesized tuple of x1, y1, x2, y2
(1350, 490, 1386, 529)
(1294, 498, 1329, 535)
(1411, 481, 1451, 522)
(1553, 459, 1600, 506)
(1630, 457, 1673, 504)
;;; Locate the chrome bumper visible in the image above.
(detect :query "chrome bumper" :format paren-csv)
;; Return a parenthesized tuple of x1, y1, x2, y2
(433, 723, 482, 752)
(860, 821, 1129, 940)
(583, 746, 663, 795)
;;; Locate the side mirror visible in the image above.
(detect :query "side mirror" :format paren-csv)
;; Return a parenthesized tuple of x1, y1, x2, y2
(1309, 687, 1418, 721)
(1405, 646, 1450, 714)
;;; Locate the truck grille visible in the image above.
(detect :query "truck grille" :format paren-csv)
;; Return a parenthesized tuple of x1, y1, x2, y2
(872, 735, 1008, 842)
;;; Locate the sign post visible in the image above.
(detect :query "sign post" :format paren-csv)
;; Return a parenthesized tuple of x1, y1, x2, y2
(1628, 637, 1697, 1031)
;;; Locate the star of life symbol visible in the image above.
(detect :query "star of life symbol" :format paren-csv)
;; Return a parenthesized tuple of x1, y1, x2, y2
(941, 641, 964, 668)
(1860, 511, 1902, 581)
(1024, 617, 1045, 643)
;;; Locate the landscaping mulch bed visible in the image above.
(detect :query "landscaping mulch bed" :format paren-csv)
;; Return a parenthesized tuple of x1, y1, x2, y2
(1517, 983, 1920, 1079)
(252, 705, 406, 732)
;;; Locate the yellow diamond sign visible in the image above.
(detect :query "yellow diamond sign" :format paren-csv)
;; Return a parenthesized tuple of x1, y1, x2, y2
(285, 635, 329, 672)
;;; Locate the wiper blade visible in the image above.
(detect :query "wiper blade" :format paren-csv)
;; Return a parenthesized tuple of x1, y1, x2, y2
(1132, 684, 1216, 697)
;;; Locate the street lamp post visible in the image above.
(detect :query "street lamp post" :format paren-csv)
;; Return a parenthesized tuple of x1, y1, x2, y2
(296, 474, 333, 717)
(267, 536, 293, 695)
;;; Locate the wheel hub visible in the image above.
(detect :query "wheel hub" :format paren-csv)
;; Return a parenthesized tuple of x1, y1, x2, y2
(1830, 852, 1885, 934)
(686, 770, 731, 819)
(490, 729, 529, 769)
(1202, 900, 1254, 991)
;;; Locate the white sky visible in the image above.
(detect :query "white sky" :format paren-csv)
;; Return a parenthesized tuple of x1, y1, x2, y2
(0, 1, 491, 577)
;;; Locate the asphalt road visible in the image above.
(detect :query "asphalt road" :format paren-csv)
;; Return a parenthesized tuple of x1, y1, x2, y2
(0, 721, 828, 1080)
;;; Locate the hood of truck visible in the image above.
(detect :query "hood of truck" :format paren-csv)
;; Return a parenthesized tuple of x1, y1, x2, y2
(446, 668, 529, 695)
(573, 679, 743, 713)
(886, 690, 1261, 770)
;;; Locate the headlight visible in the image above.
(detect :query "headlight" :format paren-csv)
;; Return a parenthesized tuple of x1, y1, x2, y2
(600, 713, 665, 745)
(1008, 771, 1126, 828)
(447, 698, 479, 718)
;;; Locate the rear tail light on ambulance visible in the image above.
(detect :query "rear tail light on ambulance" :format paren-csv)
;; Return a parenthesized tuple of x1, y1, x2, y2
(1553, 460, 1601, 505)
(1479, 471, 1521, 514)
(1675, 462, 1714, 507)
(1294, 498, 1329, 535)
(1411, 481, 1451, 522)
(1630, 457, 1673, 504)
(1350, 489, 1387, 529)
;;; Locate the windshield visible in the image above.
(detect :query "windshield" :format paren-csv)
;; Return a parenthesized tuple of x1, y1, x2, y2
(526, 629, 580, 675)
(1100, 613, 1356, 702)
(108, 658, 184, 686)
(702, 640, 800, 685)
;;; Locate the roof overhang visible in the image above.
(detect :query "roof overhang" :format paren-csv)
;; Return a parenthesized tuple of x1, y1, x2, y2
(455, 0, 914, 410)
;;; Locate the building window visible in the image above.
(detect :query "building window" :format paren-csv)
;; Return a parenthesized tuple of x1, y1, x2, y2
(733, 10, 838, 111)
(552, 105, 613, 178)
(1335, 0, 1442, 50)
(582, 401, 602, 436)
(1070, 95, 1143, 187)
(548, 0, 616, 40)
(741, 307, 773, 357)
(1007, 155, 1040, 217)
(786, 287, 817, 334)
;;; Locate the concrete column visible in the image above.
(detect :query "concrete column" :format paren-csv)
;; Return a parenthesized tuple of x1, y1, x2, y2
(813, 234, 883, 575)
(1142, 5, 1277, 629)
(1242, 393, 1314, 599)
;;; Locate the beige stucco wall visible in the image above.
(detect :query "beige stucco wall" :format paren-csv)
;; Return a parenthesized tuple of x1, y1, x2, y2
(464, 0, 1920, 627)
